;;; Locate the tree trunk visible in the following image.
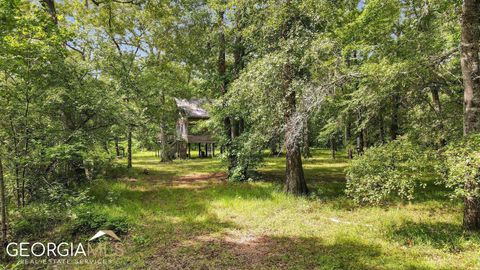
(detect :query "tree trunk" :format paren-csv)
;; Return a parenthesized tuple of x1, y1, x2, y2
(430, 86, 446, 146)
(431, 87, 443, 114)
(284, 91, 308, 195)
(230, 119, 239, 138)
(302, 119, 312, 158)
(331, 137, 336, 159)
(218, 10, 236, 178)
(356, 132, 364, 155)
(115, 137, 120, 157)
(270, 138, 279, 155)
(103, 140, 110, 153)
(228, 119, 239, 175)
(218, 10, 227, 97)
(461, 0, 480, 231)
(10, 121, 20, 207)
(15, 165, 19, 208)
(363, 128, 369, 148)
(41, 0, 58, 24)
(283, 60, 308, 194)
(21, 178, 25, 207)
(345, 119, 353, 158)
(390, 91, 400, 141)
(345, 118, 351, 145)
(379, 109, 385, 144)
(238, 118, 245, 134)
(127, 128, 132, 169)
(158, 90, 171, 162)
(159, 121, 171, 162)
(0, 158, 7, 252)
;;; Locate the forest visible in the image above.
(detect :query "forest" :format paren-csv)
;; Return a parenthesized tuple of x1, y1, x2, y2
(0, 0, 480, 269)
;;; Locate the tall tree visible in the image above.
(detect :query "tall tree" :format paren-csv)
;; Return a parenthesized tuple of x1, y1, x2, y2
(283, 63, 308, 194)
(217, 9, 235, 175)
(460, 0, 480, 231)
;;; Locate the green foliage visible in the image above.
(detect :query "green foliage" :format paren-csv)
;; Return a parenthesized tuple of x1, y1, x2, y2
(11, 186, 91, 240)
(227, 136, 265, 182)
(62, 151, 479, 269)
(11, 205, 66, 240)
(441, 135, 480, 198)
(70, 206, 130, 236)
(346, 138, 434, 205)
(0, 1, 474, 268)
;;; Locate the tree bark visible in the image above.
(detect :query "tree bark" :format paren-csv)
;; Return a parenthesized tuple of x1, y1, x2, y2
(21, 90, 30, 207)
(348, 149, 353, 159)
(238, 118, 245, 134)
(41, 0, 58, 24)
(284, 91, 308, 195)
(115, 137, 120, 157)
(430, 86, 446, 146)
(270, 138, 279, 155)
(226, 9, 248, 180)
(159, 92, 171, 162)
(10, 120, 21, 207)
(218, 11, 227, 96)
(390, 91, 400, 141)
(356, 132, 364, 155)
(302, 118, 312, 158)
(431, 87, 443, 114)
(159, 121, 170, 162)
(345, 118, 353, 158)
(379, 109, 385, 144)
(461, 0, 480, 231)
(230, 119, 239, 139)
(363, 128, 369, 148)
(281, 0, 307, 195)
(127, 128, 132, 168)
(331, 137, 336, 159)
(218, 10, 237, 178)
(345, 118, 351, 145)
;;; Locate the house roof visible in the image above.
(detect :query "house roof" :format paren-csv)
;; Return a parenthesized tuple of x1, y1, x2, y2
(174, 98, 210, 119)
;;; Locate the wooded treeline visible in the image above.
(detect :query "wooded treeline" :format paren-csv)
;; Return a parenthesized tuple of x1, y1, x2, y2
(0, 0, 479, 251)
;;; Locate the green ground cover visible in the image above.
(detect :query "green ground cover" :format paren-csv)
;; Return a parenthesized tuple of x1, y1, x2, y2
(82, 150, 479, 269)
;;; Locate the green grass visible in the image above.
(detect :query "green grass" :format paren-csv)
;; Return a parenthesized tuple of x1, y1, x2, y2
(82, 149, 479, 269)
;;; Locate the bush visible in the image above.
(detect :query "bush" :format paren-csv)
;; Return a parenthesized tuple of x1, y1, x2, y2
(11, 189, 91, 241)
(346, 138, 434, 205)
(441, 135, 480, 199)
(226, 132, 266, 182)
(11, 205, 66, 240)
(70, 206, 130, 236)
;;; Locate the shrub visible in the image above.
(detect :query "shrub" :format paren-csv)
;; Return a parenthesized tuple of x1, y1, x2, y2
(346, 138, 434, 205)
(441, 135, 480, 199)
(70, 206, 130, 236)
(11, 205, 66, 240)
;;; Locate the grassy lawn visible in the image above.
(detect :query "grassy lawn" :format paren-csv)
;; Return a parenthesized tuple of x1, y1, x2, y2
(85, 149, 479, 269)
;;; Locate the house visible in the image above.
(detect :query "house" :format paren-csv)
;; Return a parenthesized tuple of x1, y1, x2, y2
(174, 98, 218, 158)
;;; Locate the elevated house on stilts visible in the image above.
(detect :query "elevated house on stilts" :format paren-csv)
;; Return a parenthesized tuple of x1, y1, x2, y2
(174, 98, 218, 158)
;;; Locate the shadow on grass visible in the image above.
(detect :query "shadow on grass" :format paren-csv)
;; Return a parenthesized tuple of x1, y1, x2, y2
(388, 221, 480, 252)
(89, 179, 276, 220)
(90, 179, 279, 268)
(410, 181, 455, 204)
(143, 234, 438, 270)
